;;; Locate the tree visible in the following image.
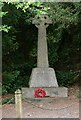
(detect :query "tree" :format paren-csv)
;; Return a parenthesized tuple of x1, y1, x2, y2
(2, 2, 81, 94)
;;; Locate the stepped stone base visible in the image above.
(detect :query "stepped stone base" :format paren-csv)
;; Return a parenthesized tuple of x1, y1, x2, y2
(29, 67, 58, 87)
(22, 87, 68, 99)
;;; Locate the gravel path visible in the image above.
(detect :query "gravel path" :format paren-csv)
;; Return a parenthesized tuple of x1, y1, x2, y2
(2, 98, 79, 118)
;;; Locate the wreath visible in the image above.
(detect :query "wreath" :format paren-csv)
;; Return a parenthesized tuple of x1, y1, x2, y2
(34, 88, 46, 98)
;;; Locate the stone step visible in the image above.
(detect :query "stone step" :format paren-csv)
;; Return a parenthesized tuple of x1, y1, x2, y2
(22, 87, 68, 99)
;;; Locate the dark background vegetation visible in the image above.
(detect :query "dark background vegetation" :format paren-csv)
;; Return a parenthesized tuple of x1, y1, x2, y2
(1, 2, 81, 94)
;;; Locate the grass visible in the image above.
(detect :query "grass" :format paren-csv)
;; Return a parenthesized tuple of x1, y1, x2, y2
(2, 97, 15, 105)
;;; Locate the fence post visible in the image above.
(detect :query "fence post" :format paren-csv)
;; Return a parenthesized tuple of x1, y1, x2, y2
(15, 89, 22, 118)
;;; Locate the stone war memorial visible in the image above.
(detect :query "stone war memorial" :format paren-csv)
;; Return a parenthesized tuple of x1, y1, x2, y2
(22, 15, 68, 99)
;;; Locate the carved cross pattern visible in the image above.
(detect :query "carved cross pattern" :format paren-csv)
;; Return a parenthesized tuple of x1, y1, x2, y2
(32, 15, 52, 28)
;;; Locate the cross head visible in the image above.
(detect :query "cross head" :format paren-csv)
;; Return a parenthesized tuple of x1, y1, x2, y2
(32, 15, 52, 28)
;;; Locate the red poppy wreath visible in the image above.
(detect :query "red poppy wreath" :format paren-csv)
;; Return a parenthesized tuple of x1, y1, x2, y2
(34, 88, 46, 98)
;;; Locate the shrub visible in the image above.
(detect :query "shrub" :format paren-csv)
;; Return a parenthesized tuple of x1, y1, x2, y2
(2, 70, 20, 94)
(56, 71, 78, 87)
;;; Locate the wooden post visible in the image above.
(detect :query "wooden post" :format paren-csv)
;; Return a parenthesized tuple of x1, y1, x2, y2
(15, 89, 22, 118)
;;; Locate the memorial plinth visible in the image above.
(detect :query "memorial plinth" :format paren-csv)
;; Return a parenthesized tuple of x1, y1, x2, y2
(29, 68, 58, 87)
(22, 87, 68, 99)
(22, 15, 68, 99)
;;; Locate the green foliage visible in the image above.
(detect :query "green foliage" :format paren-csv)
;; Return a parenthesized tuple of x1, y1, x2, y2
(2, 2, 81, 94)
(0, 11, 8, 17)
(48, 3, 79, 25)
(77, 92, 81, 100)
(2, 97, 15, 105)
(3, 35, 19, 55)
(0, 2, 11, 32)
(48, 42, 59, 66)
(2, 85, 7, 95)
(0, 25, 11, 32)
(2, 71, 20, 93)
(56, 71, 78, 87)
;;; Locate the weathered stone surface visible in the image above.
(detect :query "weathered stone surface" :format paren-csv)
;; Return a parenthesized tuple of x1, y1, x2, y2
(37, 26, 48, 67)
(29, 15, 59, 88)
(32, 15, 52, 68)
(22, 15, 68, 99)
(29, 67, 58, 87)
(22, 87, 68, 99)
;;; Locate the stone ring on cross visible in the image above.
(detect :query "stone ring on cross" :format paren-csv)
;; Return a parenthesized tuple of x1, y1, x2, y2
(32, 15, 52, 28)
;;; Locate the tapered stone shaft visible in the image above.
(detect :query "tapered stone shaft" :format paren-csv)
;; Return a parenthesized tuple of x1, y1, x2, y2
(32, 15, 52, 68)
(30, 15, 58, 87)
(38, 26, 48, 67)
